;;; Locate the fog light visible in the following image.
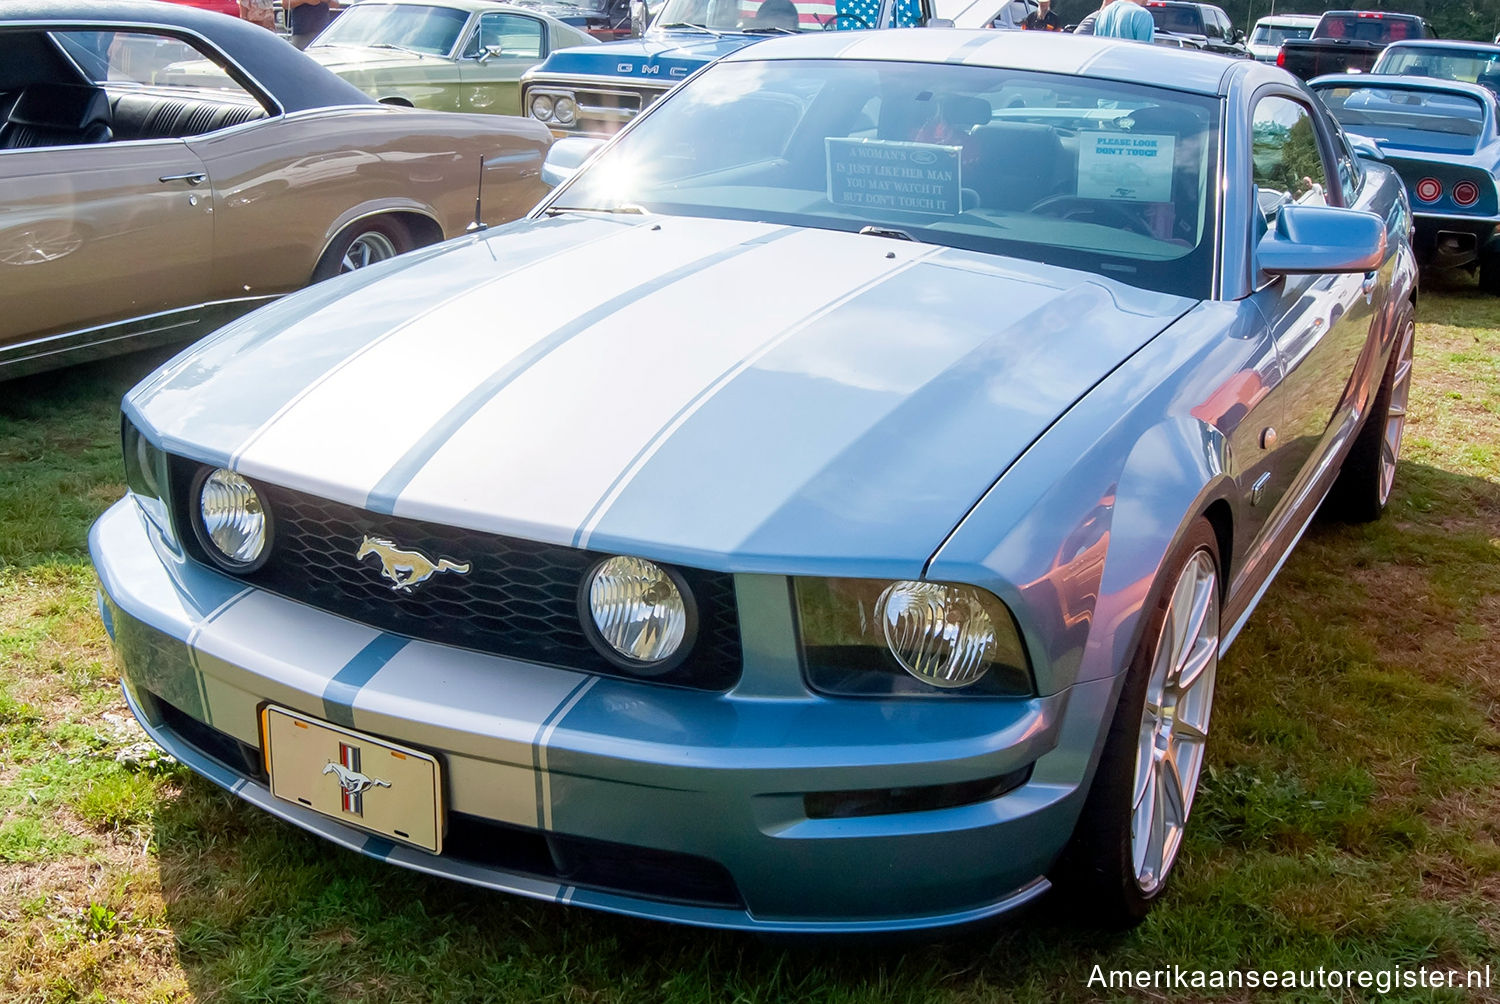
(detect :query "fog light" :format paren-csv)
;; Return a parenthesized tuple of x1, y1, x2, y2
(583, 556, 693, 672)
(195, 468, 270, 570)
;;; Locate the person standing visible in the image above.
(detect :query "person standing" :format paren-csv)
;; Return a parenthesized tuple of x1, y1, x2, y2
(238, 0, 275, 30)
(1092, 0, 1153, 41)
(1023, 0, 1062, 30)
(286, 0, 333, 48)
(1072, 0, 1114, 35)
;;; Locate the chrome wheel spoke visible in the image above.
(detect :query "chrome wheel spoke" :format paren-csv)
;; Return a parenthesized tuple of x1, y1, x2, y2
(1131, 547, 1219, 893)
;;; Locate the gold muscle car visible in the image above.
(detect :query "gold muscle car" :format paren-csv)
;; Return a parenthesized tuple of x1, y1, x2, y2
(1, 0, 554, 380)
(157, 0, 600, 116)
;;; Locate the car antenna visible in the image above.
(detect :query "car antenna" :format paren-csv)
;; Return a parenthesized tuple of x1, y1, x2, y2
(467, 154, 488, 233)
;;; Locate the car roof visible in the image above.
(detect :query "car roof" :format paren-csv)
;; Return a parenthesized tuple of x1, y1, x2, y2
(1381, 38, 1500, 53)
(1253, 13, 1318, 24)
(0, 0, 373, 111)
(718, 29, 1239, 96)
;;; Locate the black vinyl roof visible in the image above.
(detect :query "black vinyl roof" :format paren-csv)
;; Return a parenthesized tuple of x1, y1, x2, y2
(0, 0, 373, 111)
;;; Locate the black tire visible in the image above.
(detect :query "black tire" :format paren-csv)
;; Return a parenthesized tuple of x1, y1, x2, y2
(1480, 253, 1500, 296)
(1051, 519, 1221, 929)
(312, 217, 412, 283)
(1324, 299, 1415, 523)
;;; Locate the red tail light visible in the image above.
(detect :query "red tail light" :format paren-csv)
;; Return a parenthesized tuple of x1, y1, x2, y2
(1276, 48, 1285, 66)
(1414, 178, 1443, 203)
(1454, 180, 1481, 207)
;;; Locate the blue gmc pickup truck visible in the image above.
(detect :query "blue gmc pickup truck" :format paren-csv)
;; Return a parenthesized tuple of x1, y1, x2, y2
(521, 0, 934, 137)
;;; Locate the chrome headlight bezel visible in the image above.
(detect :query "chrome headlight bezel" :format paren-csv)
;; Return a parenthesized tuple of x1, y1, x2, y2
(189, 466, 274, 574)
(794, 577, 1032, 697)
(529, 92, 557, 122)
(578, 555, 699, 676)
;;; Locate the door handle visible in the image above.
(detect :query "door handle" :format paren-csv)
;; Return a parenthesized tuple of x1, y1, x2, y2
(159, 172, 207, 186)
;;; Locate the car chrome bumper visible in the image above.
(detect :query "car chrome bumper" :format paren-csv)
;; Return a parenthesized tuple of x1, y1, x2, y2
(91, 497, 1110, 932)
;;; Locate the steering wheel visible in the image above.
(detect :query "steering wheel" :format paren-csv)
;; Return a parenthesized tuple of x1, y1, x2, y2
(1028, 194, 1155, 237)
(821, 10, 873, 29)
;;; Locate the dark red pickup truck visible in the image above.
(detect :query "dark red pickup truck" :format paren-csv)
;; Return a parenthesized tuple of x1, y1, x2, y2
(1277, 10, 1436, 80)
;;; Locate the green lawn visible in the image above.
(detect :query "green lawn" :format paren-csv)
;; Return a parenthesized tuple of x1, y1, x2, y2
(1, 285, 1497, 1003)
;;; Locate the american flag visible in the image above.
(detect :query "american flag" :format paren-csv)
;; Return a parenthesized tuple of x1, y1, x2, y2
(735, 0, 924, 29)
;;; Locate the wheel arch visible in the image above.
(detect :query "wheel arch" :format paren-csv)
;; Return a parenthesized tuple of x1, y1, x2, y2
(315, 203, 446, 275)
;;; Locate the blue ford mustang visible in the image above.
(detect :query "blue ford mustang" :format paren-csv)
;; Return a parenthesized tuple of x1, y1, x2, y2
(93, 30, 1417, 932)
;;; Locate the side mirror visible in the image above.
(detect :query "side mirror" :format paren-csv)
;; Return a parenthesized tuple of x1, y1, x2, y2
(542, 136, 606, 187)
(1257, 204, 1386, 275)
(477, 44, 503, 63)
(629, 0, 649, 36)
(1232, 28, 1245, 43)
(1347, 133, 1384, 160)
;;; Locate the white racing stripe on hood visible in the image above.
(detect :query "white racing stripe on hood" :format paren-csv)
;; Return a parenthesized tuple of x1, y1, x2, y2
(389, 229, 934, 543)
(233, 219, 777, 505)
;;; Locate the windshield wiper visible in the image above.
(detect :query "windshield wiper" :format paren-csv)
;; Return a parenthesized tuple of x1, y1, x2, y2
(657, 21, 725, 35)
(741, 25, 799, 33)
(859, 225, 919, 241)
(368, 42, 432, 58)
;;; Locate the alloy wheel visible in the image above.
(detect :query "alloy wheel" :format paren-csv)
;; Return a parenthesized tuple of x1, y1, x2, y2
(1379, 318, 1415, 506)
(1131, 549, 1219, 895)
(340, 231, 399, 273)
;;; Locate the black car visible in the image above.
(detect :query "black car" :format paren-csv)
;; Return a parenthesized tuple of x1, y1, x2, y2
(1142, 0, 1248, 56)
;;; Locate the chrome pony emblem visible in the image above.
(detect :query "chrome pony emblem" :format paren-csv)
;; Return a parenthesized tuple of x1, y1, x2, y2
(356, 535, 471, 593)
(323, 742, 390, 817)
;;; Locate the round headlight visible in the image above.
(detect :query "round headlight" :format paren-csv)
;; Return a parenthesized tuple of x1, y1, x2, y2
(195, 468, 270, 570)
(529, 93, 555, 122)
(583, 556, 692, 672)
(878, 581, 998, 689)
(553, 96, 577, 125)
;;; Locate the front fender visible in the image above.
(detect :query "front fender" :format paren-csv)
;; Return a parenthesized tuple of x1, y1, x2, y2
(927, 302, 1269, 699)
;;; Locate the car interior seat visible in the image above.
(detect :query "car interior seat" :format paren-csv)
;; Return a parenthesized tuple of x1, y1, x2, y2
(0, 82, 113, 148)
(965, 122, 1064, 211)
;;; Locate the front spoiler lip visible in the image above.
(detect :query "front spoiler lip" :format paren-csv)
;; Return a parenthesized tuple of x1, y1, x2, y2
(122, 681, 1052, 934)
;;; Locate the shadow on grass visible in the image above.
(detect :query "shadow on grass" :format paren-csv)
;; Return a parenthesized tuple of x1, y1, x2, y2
(141, 461, 1499, 1002)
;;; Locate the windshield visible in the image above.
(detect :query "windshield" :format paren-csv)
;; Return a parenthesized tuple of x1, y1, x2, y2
(1249, 23, 1312, 46)
(553, 59, 1221, 298)
(1147, 5, 1205, 34)
(311, 3, 471, 55)
(1316, 84, 1485, 154)
(651, 0, 921, 32)
(1376, 46, 1500, 93)
(1313, 14, 1417, 44)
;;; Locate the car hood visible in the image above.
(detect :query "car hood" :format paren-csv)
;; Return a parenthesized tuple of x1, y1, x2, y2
(128, 215, 1194, 575)
(531, 30, 758, 79)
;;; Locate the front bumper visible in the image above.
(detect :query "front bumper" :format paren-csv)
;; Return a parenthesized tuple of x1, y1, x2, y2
(91, 497, 1113, 933)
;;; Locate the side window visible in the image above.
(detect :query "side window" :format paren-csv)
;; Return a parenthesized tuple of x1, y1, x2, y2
(1251, 95, 1329, 221)
(467, 13, 545, 59)
(53, 30, 252, 96)
(1203, 9, 1222, 39)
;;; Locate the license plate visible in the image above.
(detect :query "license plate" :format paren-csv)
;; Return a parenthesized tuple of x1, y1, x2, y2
(261, 706, 443, 853)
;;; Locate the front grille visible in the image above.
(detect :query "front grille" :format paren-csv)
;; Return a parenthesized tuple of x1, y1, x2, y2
(171, 463, 743, 690)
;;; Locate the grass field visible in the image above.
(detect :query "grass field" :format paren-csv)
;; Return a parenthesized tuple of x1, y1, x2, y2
(1, 281, 1497, 1003)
